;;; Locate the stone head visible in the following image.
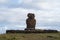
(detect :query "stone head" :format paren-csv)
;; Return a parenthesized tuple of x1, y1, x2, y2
(27, 13, 35, 19)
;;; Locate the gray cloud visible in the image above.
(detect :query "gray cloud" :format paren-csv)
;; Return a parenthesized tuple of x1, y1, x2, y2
(0, 0, 60, 33)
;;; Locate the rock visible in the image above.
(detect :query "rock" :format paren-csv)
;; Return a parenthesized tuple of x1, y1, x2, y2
(25, 13, 36, 31)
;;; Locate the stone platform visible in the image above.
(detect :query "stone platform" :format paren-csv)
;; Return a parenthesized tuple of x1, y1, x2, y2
(6, 30, 58, 33)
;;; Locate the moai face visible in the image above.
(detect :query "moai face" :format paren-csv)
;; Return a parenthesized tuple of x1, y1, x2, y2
(27, 13, 35, 19)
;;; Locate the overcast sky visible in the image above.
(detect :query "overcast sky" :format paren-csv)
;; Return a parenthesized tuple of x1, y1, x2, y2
(0, 0, 60, 34)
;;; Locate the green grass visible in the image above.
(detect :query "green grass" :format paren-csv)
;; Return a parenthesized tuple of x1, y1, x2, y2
(0, 33, 60, 40)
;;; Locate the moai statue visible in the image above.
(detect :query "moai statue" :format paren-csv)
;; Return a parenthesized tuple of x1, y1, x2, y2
(25, 13, 36, 31)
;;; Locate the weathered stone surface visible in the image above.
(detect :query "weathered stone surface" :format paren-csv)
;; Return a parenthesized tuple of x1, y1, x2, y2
(25, 13, 36, 30)
(6, 30, 58, 33)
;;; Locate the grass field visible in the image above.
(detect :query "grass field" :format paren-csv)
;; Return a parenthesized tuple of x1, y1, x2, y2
(0, 33, 60, 40)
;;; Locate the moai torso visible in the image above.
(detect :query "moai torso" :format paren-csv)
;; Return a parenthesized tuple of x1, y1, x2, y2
(26, 13, 36, 30)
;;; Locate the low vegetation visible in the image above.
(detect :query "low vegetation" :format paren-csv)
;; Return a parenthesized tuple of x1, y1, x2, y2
(0, 33, 60, 40)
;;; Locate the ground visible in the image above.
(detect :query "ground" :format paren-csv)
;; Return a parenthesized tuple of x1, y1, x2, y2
(0, 33, 60, 40)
